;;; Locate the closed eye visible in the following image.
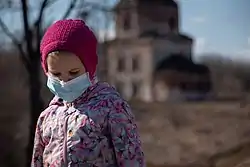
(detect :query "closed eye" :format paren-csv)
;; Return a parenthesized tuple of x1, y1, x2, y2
(69, 71, 79, 76)
(51, 72, 61, 77)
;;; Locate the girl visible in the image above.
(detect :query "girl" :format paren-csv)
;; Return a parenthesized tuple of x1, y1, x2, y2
(31, 19, 145, 167)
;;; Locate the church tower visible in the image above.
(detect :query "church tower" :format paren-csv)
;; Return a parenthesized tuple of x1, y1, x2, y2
(114, 0, 180, 39)
(105, 0, 193, 102)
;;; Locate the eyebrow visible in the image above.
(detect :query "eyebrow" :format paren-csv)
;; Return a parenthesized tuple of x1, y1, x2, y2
(48, 69, 59, 73)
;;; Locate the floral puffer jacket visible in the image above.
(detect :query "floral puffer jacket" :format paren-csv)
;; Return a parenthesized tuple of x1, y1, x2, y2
(31, 82, 145, 167)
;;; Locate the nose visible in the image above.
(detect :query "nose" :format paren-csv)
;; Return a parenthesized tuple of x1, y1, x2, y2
(60, 74, 72, 82)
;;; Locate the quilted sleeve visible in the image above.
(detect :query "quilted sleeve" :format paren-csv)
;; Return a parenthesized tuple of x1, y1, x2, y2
(31, 115, 45, 167)
(108, 99, 146, 167)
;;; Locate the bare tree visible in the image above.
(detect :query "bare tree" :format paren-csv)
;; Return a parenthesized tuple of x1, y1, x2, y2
(0, 0, 79, 165)
(0, 0, 114, 165)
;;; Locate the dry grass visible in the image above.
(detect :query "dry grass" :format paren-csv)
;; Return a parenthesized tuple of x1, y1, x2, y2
(131, 101, 250, 167)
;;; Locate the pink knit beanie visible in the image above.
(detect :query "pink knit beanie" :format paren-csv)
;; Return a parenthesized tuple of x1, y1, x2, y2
(40, 19, 98, 80)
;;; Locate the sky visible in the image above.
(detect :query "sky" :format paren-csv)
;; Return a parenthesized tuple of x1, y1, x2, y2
(179, 0, 250, 61)
(1, 0, 250, 61)
(49, 0, 250, 61)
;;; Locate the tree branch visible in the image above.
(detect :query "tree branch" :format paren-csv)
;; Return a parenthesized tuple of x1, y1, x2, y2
(82, 2, 111, 12)
(34, 0, 61, 26)
(21, 0, 33, 60)
(33, 0, 61, 51)
(0, 17, 29, 68)
(34, 0, 49, 51)
(34, 0, 60, 26)
(0, 19, 18, 46)
(35, 0, 49, 26)
(61, 0, 78, 19)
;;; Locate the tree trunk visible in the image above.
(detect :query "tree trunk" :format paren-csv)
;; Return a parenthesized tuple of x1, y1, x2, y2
(25, 60, 44, 167)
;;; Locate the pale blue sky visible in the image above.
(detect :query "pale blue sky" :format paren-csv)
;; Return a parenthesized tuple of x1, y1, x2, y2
(179, 0, 250, 60)
(1, 0, 249, 61)
(40, 0, 250, 61)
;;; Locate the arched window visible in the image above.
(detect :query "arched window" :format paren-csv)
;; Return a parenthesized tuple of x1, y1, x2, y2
(117, 57, 125, 72)
(132, 55, 139, 71)
(168, 17, 176, 31)
(123, 12, 131, 30)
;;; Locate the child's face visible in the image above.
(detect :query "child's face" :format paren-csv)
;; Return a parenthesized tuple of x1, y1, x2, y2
(47, 51, 86, 82)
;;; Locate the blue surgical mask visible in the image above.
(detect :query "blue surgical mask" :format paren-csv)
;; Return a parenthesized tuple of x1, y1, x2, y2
(47, 73, 92, 102)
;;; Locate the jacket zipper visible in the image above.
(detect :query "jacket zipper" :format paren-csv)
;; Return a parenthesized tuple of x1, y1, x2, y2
(63, 115, 70, 166)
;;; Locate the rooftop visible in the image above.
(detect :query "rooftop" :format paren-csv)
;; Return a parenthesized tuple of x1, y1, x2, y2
(114, 0, 178, 11)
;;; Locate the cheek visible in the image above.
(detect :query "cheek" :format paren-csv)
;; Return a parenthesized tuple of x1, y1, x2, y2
(79, 69, 86, 75)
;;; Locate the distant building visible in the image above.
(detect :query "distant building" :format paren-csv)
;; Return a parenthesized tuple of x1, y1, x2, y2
(100, 0, 208, 102)
(153, 54, 211, 101)
(102, 0, 194, 101)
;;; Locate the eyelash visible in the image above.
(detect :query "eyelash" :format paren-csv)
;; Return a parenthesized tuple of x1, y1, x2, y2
(69, 71, 79, 75)
(52, 73, 60, 77)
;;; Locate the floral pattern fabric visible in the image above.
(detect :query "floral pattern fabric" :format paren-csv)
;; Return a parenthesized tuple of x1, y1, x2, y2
(31, 82, 145, 167)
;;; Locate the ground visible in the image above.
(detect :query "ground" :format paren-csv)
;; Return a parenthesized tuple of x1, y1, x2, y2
(2, 98, 250, 167)
(131, 101, 250, 167)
